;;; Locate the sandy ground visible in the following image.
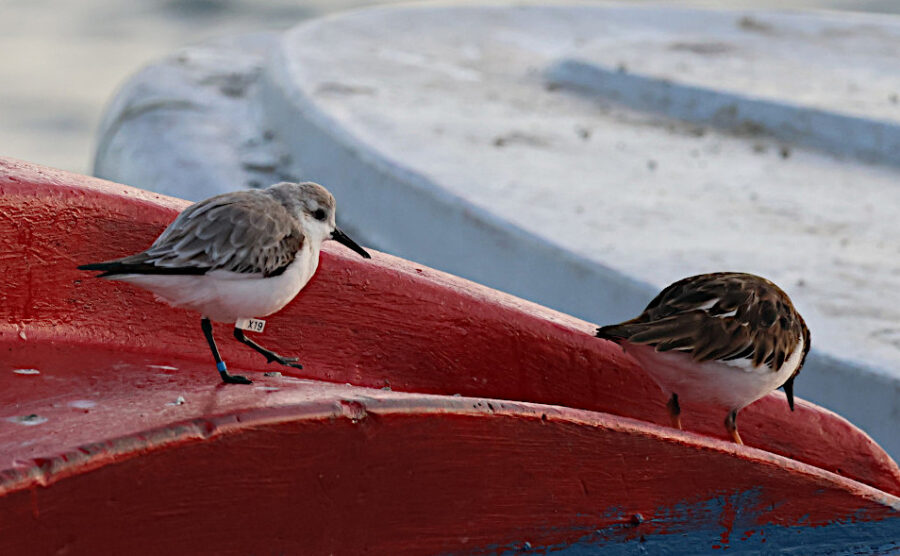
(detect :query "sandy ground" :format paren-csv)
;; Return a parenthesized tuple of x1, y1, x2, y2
(1, 0, 899, 174)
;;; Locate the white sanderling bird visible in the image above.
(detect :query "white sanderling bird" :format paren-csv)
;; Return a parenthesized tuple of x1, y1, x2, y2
(596, 272, 810, 444)
(79, 181, 371, 385)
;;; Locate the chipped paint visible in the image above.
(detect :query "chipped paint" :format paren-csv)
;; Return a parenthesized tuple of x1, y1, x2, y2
(483, 493, 900, 554)
(6, 414, 48, 426)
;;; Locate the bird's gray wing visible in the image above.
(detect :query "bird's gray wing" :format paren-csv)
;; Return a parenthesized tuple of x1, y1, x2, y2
(86, 191, 304, 277)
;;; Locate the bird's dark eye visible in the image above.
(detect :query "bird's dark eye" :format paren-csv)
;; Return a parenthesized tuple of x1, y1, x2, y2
(313, 209, 326, 221)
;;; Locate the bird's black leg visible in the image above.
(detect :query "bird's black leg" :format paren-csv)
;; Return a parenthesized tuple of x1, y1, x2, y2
(725, 409, 743, 445)
(233, 327, 303, 370)
(201, 318, 252, 384)
(666, 393, 682, 430)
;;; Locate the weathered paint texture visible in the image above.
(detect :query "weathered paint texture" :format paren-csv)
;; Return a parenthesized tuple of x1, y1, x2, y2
(0, 157, 899, 554)
(1, 346, 899, 554)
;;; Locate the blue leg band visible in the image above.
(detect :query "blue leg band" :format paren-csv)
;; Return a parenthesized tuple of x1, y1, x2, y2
(217, 361, 227, 372)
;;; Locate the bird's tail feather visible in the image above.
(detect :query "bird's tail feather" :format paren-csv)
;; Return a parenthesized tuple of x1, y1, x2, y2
(77, 260, 208, 277)
(595, 324, 626, 341)
(77, 261, 127, 278)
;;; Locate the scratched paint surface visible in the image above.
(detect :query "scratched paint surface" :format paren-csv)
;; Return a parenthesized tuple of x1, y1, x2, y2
(487, 518, 900, 555)
(486, 492, 900, 554)
(1, 374, 899, 554)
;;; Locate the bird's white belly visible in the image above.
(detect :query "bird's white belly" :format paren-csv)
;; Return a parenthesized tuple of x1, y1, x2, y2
(623, 338, 804, 411)
(116, 247, 319, 323)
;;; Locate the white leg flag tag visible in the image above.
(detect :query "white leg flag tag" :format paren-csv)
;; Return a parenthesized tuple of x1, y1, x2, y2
(235, 318, 266, 333)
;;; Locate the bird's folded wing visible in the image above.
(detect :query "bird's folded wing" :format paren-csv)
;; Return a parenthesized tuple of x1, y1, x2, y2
(598, 273, 806, 371)
(115, 192, 304, 276)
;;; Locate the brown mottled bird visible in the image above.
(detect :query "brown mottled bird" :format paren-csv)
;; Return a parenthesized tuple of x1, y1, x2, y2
(596, 272, 810, 444)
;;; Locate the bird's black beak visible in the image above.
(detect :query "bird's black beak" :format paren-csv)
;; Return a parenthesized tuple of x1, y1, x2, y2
(782, 375, 796, 412)
(331, 228, 371, 259)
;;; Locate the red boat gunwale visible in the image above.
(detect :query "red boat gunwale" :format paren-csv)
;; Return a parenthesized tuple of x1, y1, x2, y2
(2, 385, 900, 554)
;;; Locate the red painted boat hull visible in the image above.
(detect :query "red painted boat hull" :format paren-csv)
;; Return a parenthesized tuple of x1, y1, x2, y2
(0, 157, 898, 554)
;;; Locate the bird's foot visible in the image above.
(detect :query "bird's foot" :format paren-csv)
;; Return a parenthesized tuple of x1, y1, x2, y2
(265, 354, 303, 370)
(215, 361, 252, 384)
(669, 414, 683, 430)
(666, 394, 682, 430)
(219, 369, 253, 385)
(725, 410, 743, 445)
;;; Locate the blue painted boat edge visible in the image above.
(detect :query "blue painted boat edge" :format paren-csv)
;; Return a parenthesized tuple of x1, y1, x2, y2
(453, 489, 900, 555)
